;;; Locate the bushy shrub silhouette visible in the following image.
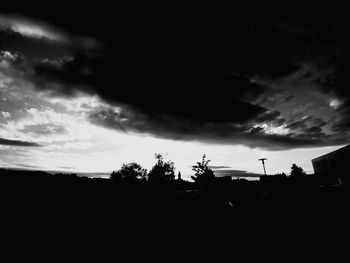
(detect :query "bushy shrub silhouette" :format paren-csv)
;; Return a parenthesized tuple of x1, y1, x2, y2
(110, 162, 147, 182)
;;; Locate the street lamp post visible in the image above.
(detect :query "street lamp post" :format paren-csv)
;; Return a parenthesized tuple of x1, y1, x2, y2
(258, 158, 267, 176)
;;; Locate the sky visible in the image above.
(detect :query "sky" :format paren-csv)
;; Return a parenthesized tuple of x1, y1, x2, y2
(0, 3, 348, 180)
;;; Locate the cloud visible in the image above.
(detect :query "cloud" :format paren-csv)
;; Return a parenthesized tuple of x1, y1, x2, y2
(208, 165, 232, 169)
(1, 5, 349, 151)
(0, 14, 67, 42)
(311, 117, 327, 127)
(213, 169, 262, 178)
(329, 98, 342, 109)
(19, 124, 66, 136)
(0, 14, 100, 63)
(0, 14, 100, 49)
(0, 137, 41, 147)
(87, 104, 348, 150)
(302, 126, 322, 134)
(286, 120, 308, 130)
(14, 163, 40, 168)
(284, 95, 295, 103)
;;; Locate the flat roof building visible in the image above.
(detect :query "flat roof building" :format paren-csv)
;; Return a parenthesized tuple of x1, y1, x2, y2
(312, 145, 350, 186)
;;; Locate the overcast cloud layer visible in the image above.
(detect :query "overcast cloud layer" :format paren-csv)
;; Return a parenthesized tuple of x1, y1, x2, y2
(0, 2, 349, 155)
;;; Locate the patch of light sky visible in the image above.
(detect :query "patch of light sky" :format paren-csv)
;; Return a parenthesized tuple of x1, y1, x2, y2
(253, 123, 290, 135)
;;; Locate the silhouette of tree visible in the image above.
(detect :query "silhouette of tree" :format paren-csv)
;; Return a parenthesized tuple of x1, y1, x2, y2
(290, 164, 306, 177)
(110, 162, 147, 182)
(148, 154, 175, 182)
(191, 154, 215, 184)
(177, 171, 182, 180)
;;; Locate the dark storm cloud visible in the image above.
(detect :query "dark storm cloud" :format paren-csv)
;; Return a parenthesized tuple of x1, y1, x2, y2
(283, 95, 295, 103)
(331, 120, 350, 133)
(0, 30, 72, 60)
(0, 14, 100, 62)
(254, 110, 281, 123)
(302, 126, 322, 134)
(286, 120, 308, 130)
(1, 3, 349, 149)
(33, 52, 97, 94)
(30, 52, 269, 123)
(0, 138, 41, 147)
(284, 116, 328, 134)
(87, 106, 346, 150)
(0, 14, 67, 41)
(316, 58, 350, 134)
(0, 14, 99, 47)
(328, 105, 350, 133)
(2, 3, 345, 80)
(311, 117, 328, 127)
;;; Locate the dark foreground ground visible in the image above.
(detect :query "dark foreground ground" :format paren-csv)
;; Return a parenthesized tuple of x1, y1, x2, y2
(0, 169, 348, 258)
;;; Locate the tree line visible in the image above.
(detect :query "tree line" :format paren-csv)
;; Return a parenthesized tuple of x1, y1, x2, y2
(110, 153, 307, 183)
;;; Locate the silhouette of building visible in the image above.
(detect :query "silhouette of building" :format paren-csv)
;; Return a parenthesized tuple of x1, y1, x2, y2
(312, 144, 350, 186)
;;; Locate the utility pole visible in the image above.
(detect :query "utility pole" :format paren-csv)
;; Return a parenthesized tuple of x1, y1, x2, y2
(258, 158, 267, 176)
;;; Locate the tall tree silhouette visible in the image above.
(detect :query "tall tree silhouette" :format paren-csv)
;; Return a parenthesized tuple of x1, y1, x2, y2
(148, 154, 175, 182)
(290, 163, 306, 178)
(110, 162, 147, 182)
(191, 154, 215, 184)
